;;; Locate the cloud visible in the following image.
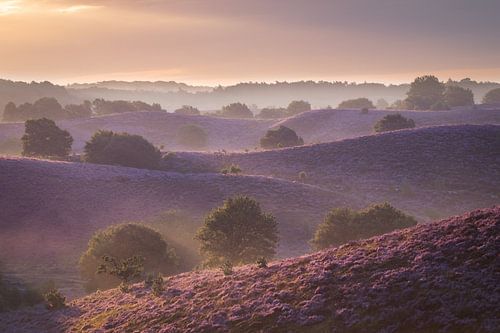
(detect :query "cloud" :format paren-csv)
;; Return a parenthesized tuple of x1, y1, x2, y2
(55, 4, 101, 13)
(0, 0, 21, 15)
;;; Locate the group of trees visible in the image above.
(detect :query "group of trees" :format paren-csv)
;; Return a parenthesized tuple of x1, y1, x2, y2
(374, 114, 416, 133)
(2, 98, 162, 122)
(338, 98, 375, 109)
(260, 125, 304, 149)
(209, 100, 312, 119)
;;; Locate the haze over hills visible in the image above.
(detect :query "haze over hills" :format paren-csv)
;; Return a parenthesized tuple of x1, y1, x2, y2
(2, 206, 498, 332)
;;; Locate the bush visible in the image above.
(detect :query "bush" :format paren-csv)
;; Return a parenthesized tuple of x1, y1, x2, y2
(311, 203, 417, 250)
(174, 105, 200, 116)
(196, 196, 278, 267)
(444, 85, 474, 107)
(44, 288, 66, 310)
(92, 99, 161, 115)
(430, 101, 450, 111)
(97, 255, 145, 292)
(298, 171, 307, 181)
(79, 223, 178, 292)
(151, 273, 164, 296)
(84, 130, 161, 169)
(287, 100, 311, 116)
(0, 137, 22, 155)
(220, 261, 234, 275)
(375, 98, 389, 109)
(405, 75, 445, 110)
(256, 257, 268, 268)
(21, 118, 73, 158)
(260, 125, 304, 149)
(64, 101, 92, 119)
(221, 164, 242, 175)
(257, 107, 288, 119)
(0, 270, 45, 312)
(374, 114, 416, 133)
(338, 98, 374, 109)
(176, 124, 208, 149)
(218, 103, 253, 118)
(482, 88, 500, 104)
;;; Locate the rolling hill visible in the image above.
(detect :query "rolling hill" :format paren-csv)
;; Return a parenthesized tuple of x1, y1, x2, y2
(1, 206, 498, 332)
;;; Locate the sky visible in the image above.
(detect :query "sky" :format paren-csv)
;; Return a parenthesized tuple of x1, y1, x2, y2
(1, 0, 500, 85)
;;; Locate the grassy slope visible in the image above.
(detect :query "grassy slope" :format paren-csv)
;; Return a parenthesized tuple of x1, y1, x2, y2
(169, 124, 500, 221)
(1, 206, 498, 332)
(0, 157, 350, 296)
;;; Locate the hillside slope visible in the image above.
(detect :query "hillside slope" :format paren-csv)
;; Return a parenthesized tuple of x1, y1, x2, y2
(167, 124, 500, 220)
(0, 157, 350, 295)
(1, 206, 498, 332)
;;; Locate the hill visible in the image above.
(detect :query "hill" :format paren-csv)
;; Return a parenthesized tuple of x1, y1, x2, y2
(0, 157, 350, 296)
(1, 108, 498, 154)
(1, 206, 498, 332)
(167, 124, 500, 221)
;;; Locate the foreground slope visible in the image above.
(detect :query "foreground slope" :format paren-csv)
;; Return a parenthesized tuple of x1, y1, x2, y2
(1, 206, 498, 332)
(0, 157, 349, 295)
(170, 125, 500, 220)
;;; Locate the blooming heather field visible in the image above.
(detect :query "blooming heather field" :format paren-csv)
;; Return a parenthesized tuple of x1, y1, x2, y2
(1, 206, 498, 332)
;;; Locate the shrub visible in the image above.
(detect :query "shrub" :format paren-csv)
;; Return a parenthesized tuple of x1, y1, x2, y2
(311, 203, 417, 250)
(405, 75, 445, 110)
(92, 99, 161, 115)
(256, 257, 268, 268)
(79, 223, 178, 292)
(144, 273, 154, 288)
(257, 107, 288, 119)
(219, 103, 253, 118)
(44, 288, 66, 310)
(64, 101, 92, 119)
(221, 164, 242, 175)
(175, 105, 200, 115)
(196, 196, 278, 267)
(21, 118, 73, 158)
(260, 125, 304, 149)
(430, 101, 450, 111)
(338, 98, 374, 109)
(287, 100, 311, 116)
(220, 261, 234, 275)
(0, 270, 46, 312)
(97, 255, 145, 292)
(84, 130, 161, 169)
(374, 114, 416, 132)
(444, 85, 474, 107)
(482, 88, 500, 104)
(151, 273, 164, 296)
(298, 171, 307, 181)
(375, 98, 389, 109)
(176, 124, 208, 149)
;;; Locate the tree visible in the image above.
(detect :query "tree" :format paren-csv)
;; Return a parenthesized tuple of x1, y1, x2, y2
(257, 107, 288, 119)
(84, 130, 161, 169)
(79, 223, 178, 292)
(64, 101, 92, 119)
(374, 113, 416, 133)
(32, 97, 66, 119)
(405, 75, 445, 110)
(260, 125, 304, 149)
(287, 100, 311, 116)
(195, 196, 278, 267)
(443, 86, 474, 107)
(375, 98, 389, 109)
(219, 103, 253, 118)
(311, 203, 417, 250)
(482, 88, 500, 104)
(175, 105, 200, 116)
(338, 98, 374, 109)
(21, 118, 73, 158)
(2, 102, 18, 122)
(176, 124, 208, 149)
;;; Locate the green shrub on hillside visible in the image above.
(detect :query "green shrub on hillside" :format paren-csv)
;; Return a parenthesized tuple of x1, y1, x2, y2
(79, 223, 178, 292)
(221, 164, 242, 175)
(84, 130, 161, 169)
(374, 114, 416, 132)
(196, 196, 278, 267)
(44, 288, 66, 310)
(98, 255, 145, 293)
(311, 203, 417, 250)
(338, 98, 374, 109)
(260, 125, 304, 149)
(21, 118, 73, 158)
(176, 124, 208, 149)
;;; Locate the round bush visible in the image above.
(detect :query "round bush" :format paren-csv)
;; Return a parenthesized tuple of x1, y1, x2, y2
(260, 125, 304, 149)
(176, 124, 208, 149)
(311, 203, 417, 250)
(79, 223, 178, 291)
(21, 118, 73, 158)
(482, 88, 500, 104)
(219, 103, 253, 118)
(444, 86, 474, 107)
(374, 113, 416, 132)
(287, 100, 311, 116)
(338, 98, 374, 109)
(174, 105, 200, 116)
(84, 130, 161, 169)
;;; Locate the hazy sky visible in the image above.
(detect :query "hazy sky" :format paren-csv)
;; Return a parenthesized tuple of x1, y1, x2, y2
(1, 0, 499, 85)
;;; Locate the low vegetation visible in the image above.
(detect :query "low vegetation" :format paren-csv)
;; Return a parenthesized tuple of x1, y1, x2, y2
(338, 97, 374, 109)
(84, 130, 161, 169)
(220, 164, 242, 174)
(260, 125, 304, 149)
(256, 107, 287, 119)
(79, 223, 178, 292)
(43, 288, 66, 310)
(174, 105, 200, 116)
(374, 113, 416, 132)
(21, 118, 73, 158)
(196, 196, 278, 267)
(92, 98, 162, 115)
(311, 203, 417, 250)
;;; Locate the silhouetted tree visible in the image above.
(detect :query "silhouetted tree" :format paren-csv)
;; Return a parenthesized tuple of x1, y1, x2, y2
(21, 118, 73, 158)
(175, 105, 200, 115)
(80, 223, 178, 292)
(374, 114, 416, 132)
(260, 125, 304, 149)
(2, 102, 18, 122)
(257, 107, 288, 119)
(84, 130, 161, 169)
(64, 101, 92, 119)
(482, 88, 500, 104)
(287, 100, 311, 116)
(196, 196, 278, 267)
(311, 203, 416, 250)
(176, 124, 208, 149)
(405, 75, 445, 110)
(338, 98, 374, 109)
(375, 98, 389, 109)
(219, 103, 253, 118)
(444, 86, 474, 107)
